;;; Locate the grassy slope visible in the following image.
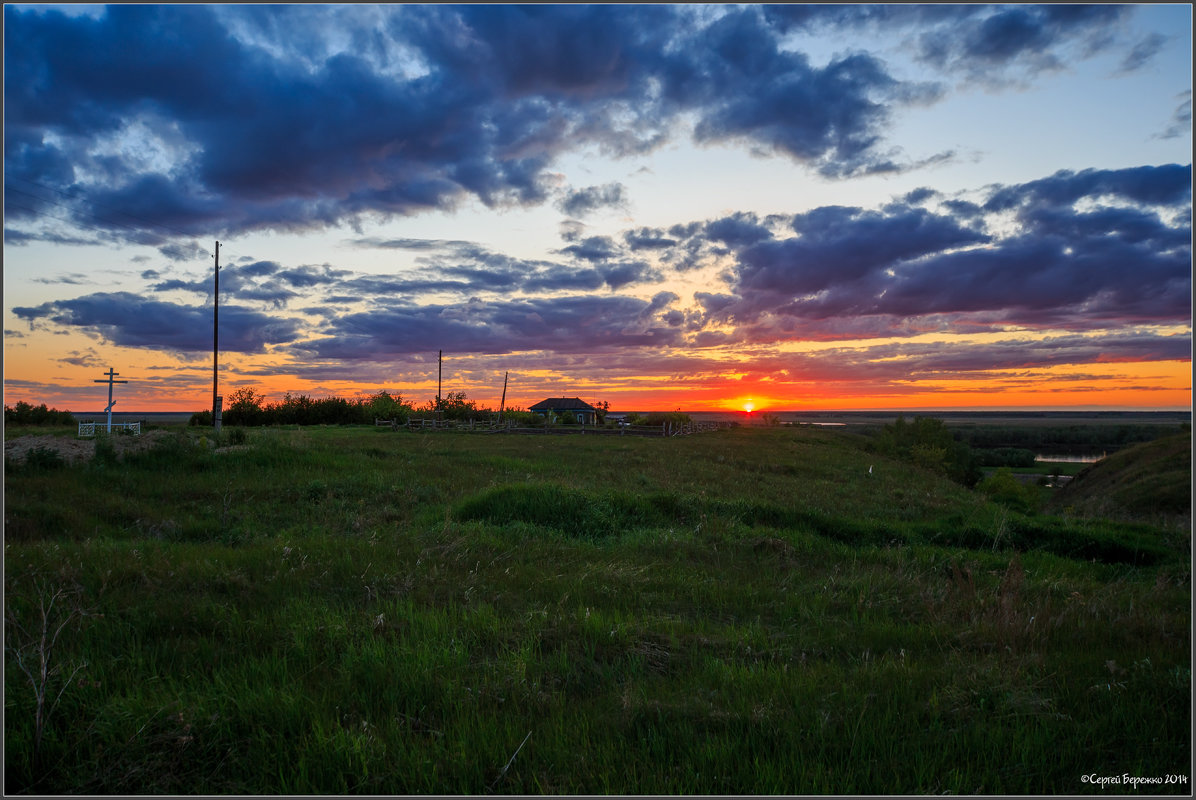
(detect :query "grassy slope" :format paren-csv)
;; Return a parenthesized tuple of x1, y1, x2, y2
(1048, 431, 1192, 525)
(3, 425, 1190, 794)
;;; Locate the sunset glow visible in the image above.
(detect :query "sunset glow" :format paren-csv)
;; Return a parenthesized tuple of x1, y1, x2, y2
(3, 5, 1191, 414)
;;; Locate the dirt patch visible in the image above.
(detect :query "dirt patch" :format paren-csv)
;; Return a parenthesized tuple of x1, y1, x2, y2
(5, 429, 176, 466)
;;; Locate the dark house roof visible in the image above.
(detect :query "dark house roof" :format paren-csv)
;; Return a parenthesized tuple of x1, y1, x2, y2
(529, 397, 597, 412)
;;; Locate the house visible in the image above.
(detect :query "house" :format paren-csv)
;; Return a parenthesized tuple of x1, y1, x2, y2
(528, 397, 599, 425)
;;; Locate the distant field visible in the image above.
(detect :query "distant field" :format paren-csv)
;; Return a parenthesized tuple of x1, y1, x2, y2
(63, 409, 1192, 428)
(68, 411, 195, 424)
(4, 423, 1188, 794)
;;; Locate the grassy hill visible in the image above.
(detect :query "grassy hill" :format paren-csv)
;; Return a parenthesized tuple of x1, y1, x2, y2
(3, 424, 1190, 794)
(1048, 431, 1192, 526)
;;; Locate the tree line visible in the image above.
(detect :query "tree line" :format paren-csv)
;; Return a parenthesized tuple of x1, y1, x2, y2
(4, 402, 76, 426)
(189, 389, 620, 428)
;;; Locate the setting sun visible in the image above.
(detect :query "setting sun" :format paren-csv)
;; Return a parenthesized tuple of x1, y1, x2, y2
(743, 400, 754, 413)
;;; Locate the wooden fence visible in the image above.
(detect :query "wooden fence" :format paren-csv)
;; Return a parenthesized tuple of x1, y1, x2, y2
(78, 421, 141, 437)
(375, 418, 733, 437)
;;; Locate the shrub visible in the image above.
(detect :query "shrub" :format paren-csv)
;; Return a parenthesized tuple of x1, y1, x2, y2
(20, 446, 66, 472)
(873, 416, 981, 487)
(223, 387, 266, 426)
(364, 390, 412, 424)
(977, 468, 1038, 513)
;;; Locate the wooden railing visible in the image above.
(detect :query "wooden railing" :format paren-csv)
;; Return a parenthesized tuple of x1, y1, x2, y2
(78, 421, 141, 437)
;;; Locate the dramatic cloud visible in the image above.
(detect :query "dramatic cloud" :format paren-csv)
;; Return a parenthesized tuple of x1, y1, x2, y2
(3, 3, 1027, 239)
(764, 4, 1134, 86)
(302, 294, 682, 361)
(13, 292, 303, 353)
(680, 164, 1192, 340)
(3, 5, 1187, 410)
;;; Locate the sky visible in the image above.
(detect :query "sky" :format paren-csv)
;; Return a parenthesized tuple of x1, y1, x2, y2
(3, 3, 1192, 414)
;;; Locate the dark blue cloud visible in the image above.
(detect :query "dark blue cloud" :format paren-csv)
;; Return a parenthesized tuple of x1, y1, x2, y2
(736, 205, 989, 297)
(556, 183, 628, 217)
(764, 4, 1135, 86)
(239, 260, 282, 278)
(704, 212, 775, 248)
(913, 5, 1131, 83)
(157, 240, 210, 262)
(663, 7, 942, 178)
(349, 237, 477, 251)
(559, 236, 620, 262)
(984, 164, 1192, 213)
(675, 164, 1191, 339)
(12, 291, 303, 353)
(275, 265, 347, 288)
(2, 227, 99, 247)
(622, 227, 677, 251)
(303, 293, 681, 359)
(3, 3, 953, 239)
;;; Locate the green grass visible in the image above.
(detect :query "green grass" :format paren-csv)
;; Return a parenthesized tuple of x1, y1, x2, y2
(1050, 432, 1192, 523)
(4, 424, 1189, 793)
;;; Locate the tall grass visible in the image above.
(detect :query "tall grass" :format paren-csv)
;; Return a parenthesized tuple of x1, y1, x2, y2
(4, 424, 1189, 793)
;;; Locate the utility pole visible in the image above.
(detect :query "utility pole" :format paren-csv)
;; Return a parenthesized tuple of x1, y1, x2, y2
(498, 371, 509, 422)
(437, 349, 442, 411)
(94, 367, 128, 434)
(212, 241, 220, 429)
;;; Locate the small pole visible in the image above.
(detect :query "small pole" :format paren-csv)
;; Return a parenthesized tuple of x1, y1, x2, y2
(437, 350, 442, 412)
(498, 371, 508, 422)
(94, 367, 128, 433)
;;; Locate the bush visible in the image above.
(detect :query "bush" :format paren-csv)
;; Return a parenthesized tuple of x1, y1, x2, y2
(977, 468, 1039, 513)
(223, 387, 267, 427)
(20, 446, 66, 472)
(873, 416, 981, 487)
(500, 410, 541, 426)
(364, 390, 411, 424)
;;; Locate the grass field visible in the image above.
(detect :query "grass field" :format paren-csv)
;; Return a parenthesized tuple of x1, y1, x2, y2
(3, 423, 1190, 794)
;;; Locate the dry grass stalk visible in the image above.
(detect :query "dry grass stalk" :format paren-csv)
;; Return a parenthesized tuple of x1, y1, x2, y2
(4, 579, 95, 756)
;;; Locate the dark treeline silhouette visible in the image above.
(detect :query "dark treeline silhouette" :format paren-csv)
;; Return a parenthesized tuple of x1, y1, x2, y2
(4, 402, 76, 426)
(190, 389, 415, 427)
(189, 388, 595, 428)
(952, 423, 1187, 455)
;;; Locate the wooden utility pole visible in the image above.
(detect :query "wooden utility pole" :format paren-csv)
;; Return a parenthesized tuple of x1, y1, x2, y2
(498, 371, 509, 421)
(212, 240, 220, 427)
(437, 349, 442, 411)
